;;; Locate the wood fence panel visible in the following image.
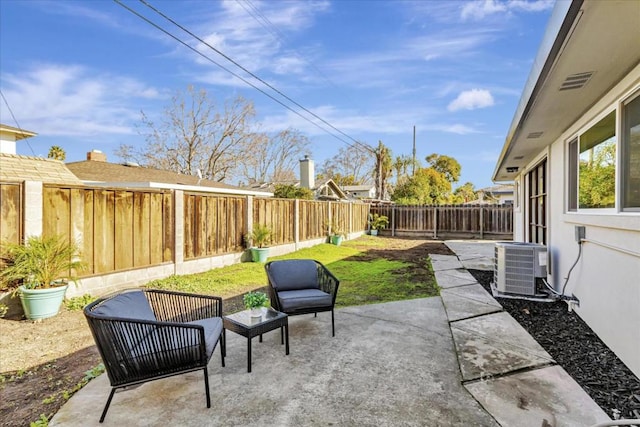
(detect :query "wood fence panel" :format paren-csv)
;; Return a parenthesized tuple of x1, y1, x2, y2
(183, 194, 194, 259)
(351, 203, 370, 231)
(43, 186, 70, 238)
(83, 190, 95, 274)
(93, 190, 115, 273)
(162, 193, 174, 262)
(298, 200, 326, 240)
(0, 183, 22, 245)
(253, 198, 295, 245)
(134, 192, 151, 267)
(114, 191, 134, 270)
(149, 193, 164, 265)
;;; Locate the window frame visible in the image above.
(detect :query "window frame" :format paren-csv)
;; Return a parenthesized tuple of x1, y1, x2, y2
(621, 89, 640, 212)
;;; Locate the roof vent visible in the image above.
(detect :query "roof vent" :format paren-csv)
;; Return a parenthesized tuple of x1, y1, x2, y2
(506, 166, 519, 173)
(123, 161, 140, 167)
(514, 156, 525, 160)
(559, 72, 593, 91)
(527, 132, 543, 139)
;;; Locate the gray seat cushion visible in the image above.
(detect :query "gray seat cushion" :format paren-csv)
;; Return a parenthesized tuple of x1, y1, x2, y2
(92, 291, 156, 321)
(269, 260, 319, 291)
(187, 317, 223, 357)
(278, 289, 332, 312)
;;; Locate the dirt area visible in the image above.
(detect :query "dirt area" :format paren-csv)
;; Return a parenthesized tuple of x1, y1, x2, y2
(0, 237, 449, 426)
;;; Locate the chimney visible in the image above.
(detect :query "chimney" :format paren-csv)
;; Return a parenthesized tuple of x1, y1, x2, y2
(299, 155, 315, 189)
(87, 150, 107, 162)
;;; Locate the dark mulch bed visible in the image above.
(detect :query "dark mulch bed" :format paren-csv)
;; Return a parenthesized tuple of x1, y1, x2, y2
(468, 269, 640, 420)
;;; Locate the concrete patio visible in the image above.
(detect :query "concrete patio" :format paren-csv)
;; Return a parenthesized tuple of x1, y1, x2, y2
(51, 241, 610, 426)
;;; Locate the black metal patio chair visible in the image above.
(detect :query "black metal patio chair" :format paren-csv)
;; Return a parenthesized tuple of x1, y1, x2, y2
(84, 289, 225, 423)
(265, 259, 340, 336)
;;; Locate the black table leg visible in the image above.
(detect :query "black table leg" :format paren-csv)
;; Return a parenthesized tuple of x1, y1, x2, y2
(280, 326, 284, 345)
(247, 336, 252, 373)
(284, 321, 289, 355)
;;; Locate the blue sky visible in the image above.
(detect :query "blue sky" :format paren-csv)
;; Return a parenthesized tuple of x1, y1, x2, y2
(0, 0, 554, 189)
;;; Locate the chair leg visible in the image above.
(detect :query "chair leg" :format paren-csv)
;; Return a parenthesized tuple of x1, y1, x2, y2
(204, 367, 211, 408)
(219, 335, 225, 367)
(99, 388, 116, 423)
(331, 309, 335, 337)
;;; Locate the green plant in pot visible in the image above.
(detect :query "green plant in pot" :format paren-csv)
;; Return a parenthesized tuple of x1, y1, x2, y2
(243, 291, 269, 317)
(326, 221, 345, 246)
(0, 234, 86, 320)
(245, 224, 272, 263)
(369, 214, 389, 236)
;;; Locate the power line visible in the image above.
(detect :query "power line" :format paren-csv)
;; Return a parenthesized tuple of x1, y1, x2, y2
(0, 89, 35, 156)
(136, 0, 375, 155)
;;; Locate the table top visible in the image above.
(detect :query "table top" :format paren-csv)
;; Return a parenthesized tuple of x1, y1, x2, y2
(223, 308, 287, 330)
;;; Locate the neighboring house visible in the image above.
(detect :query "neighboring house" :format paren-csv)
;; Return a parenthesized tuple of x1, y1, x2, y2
(0, 153, 83, 186)
(477, 184, 514, 205)
(0, 124, 37, 155)
(249, 156, 348, 201)
(343, 184, 377, 200)
(67, 150, 271, 197)
(493, 0, 640, 377)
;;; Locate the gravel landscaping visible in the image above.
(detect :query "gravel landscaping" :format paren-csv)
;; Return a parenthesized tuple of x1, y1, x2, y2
(469, 269, 640, 421)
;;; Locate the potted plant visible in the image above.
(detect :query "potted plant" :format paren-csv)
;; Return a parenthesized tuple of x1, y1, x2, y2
(243, 291, 269, 317)
(245, 224, 272, 263)
(327, 221, 346, 246)
(369, 214, 389, 236)
(0, 234, 86, 320)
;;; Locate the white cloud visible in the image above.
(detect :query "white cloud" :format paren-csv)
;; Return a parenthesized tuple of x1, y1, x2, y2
(448, 89, 495, 111)
(0, 63, 162, 137)
(461, 0, 553, 21)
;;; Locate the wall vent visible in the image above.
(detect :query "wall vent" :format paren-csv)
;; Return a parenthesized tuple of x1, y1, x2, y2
(559, 72, 593, 91)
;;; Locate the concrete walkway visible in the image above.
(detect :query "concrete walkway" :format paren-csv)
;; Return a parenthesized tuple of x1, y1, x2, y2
(51, 240, 609, 426)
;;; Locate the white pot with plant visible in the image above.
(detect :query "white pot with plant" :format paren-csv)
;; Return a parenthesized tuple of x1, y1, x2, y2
(0, 234, 86, 320)
(243, 291, 269, 318)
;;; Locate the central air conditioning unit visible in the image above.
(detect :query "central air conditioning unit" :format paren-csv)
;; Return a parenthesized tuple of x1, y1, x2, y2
(494, 242, 547, 296)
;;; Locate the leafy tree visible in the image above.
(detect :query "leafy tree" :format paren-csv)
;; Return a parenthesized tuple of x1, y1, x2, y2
(393, 155, 416, 184)
(426, 153, 461, 184)
(392, 167, 451, 205)
(47, 146, 66, 161)
(452, 182, 478, 204)
(273, 184, 314, 200)
(320, 146, 374, 185)
(116, 85, 256, 182)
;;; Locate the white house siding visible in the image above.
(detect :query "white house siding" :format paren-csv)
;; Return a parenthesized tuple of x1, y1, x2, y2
(515, 66, 640, 377)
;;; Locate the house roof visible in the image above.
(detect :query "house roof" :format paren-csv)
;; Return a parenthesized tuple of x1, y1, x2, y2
(0, 124, 37, 140)
(66, 160, 271, 196)
(248, 179, 348, 200)
(0, 153, 83, 185)
(342, 185, 375, 192)
(493, 0, 640, 182)
(478, 184, 514, 195)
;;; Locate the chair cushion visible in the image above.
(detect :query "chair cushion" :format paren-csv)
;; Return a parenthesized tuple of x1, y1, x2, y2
(278, 289, 332, 312)
(269, 260, 319, 291)
(92, 291, 156, 321)
(187, 317, 223, 357)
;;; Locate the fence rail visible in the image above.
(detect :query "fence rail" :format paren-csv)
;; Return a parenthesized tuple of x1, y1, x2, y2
(371, 204, 513, 238)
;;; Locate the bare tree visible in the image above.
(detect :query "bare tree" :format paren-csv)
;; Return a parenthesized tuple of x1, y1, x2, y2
(117, 86, 256, 182)
(320, 145, 374, 185)
(238, 128, 311, 184)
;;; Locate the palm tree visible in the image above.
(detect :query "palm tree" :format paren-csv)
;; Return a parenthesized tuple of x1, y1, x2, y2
(47, 146, 66, 161)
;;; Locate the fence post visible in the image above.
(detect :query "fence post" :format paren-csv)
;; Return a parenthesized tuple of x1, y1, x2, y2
(174, 190, 184, 274)
(294, 198, 300, 248)
(480, 205, 484, 239)
(391, 205, 396, 237)
(433, 206, 437, 239)
(24, 181, 43, 238)
(246, 195, 254, 234)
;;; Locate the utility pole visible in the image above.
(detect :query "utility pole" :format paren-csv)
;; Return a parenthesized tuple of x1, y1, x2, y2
(412, 125, 416, 176)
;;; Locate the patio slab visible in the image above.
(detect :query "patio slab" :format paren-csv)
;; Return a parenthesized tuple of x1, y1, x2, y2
(429, 257, 464, 271)
(440, 283, 503, 322)
(444, 240, 497, 271)
(465, 365, 610, 426)
(51, 298, 499, 427)
(434, 268, 479, 288)
(450, 311, 553, 382)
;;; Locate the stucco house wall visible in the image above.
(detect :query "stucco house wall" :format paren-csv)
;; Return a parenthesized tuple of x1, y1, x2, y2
(513, 63, 640, 378)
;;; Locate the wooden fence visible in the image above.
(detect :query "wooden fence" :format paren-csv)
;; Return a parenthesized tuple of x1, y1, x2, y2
(0, 182, 21, 246)
(370, 204, 513, 239)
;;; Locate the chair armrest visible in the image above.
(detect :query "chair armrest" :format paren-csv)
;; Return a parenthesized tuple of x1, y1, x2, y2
(144, 289, 223, 323)
(317, 263, 340, 300)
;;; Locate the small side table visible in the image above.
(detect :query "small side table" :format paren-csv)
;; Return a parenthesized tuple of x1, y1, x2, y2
(223, 308, 289, 372)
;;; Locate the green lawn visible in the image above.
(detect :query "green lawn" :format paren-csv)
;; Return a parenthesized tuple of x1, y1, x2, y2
(147, 236, 439, 307)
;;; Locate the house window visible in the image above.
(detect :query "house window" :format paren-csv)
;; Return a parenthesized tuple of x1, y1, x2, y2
(579, 111, 616, 209)
(527, 159, 546, 245)
(568, 138, 578, 212)
(622, 92, 640, 210)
